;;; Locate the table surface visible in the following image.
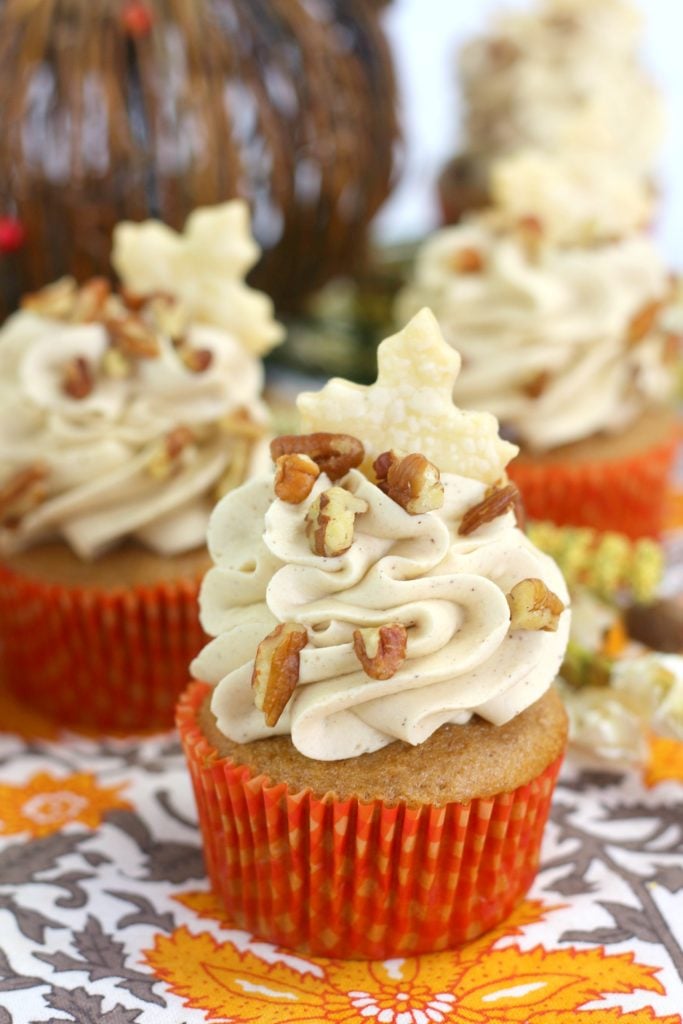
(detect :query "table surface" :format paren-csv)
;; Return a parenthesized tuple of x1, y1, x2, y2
(3, 493, 683, 1023)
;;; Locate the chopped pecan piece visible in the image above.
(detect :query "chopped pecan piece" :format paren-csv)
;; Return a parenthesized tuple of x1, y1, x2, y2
(305, 486, 368, 557)
(626, 300, 663, 347)
(516, 215, 544, 260)
(147, 294, 187, 340)
(450, 247, 485, 274)
(71, 278, 111, 322)
(180, 346, 213, 373)
(214, 438, 251, 498)
(375, 451, 444, 515)
(101, 348, 132, 379)
(147, 426, 195, 479)
(507, 578, 565, 632)
(62, 356, 95, 400)
(458, 483, 519, 535)
(220, 408, 266, 440)
(21, 277, 77, 319)
(270, 433, 364, 481)
(353, 623, 407, 680)
(522, 371, 550, 399)
(107, 315, 160, 359)
(252, 622, 308, 727)
(0, 464, 49, 527)
(275, 453, 320, 504)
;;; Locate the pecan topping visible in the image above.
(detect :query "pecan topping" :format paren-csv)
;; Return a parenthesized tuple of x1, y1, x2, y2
(274, 453, 320, 504)
(71, 277, 111, 322)
(458, 483, 519, 535)
(62, 356, 95, 400)
(107, 316, 160, 359)
(375, 451, 444, 515)
(180, 346, 213, 373)
(147, 426, 194, 479)
(450, 247, 485, 274)
(252, 622, 308, 727)
(626, 300, 663, 347)
(21, 277, 77, 319)
(220, 408, 266, 440)
(101, 348, 132, 379)
(0, 464, 49, 527)
(516, 215, 544, 260)
(507, 578, 565, 632)
(305, 486, 368, 557)
(214, 438, 251, 499)
(270, 433, 364, 481)
(147, 294, 187, 340)
(522, 371, 550, 399)
(353, 623, 408, 680)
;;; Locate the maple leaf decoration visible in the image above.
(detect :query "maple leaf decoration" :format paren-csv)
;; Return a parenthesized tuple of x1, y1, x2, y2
(144, 898, 679, 1024)
(297, 308, 518, 485)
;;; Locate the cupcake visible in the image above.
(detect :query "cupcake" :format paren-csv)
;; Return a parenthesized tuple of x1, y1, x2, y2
(179, 309, 570, 958)
(441, 0, 663, 223)
(397, 157, 679, 538)
(0, 201, 283, 732)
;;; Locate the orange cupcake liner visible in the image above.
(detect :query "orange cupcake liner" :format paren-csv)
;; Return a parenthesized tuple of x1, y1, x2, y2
(0, 564, 206, 733)
(508, 429, 679, 539)
(178, 680, 564, 960)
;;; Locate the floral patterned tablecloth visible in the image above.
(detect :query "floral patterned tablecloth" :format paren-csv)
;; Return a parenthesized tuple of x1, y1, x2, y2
(1, 678, 682, 1024)
(3, 483, 683, 1024)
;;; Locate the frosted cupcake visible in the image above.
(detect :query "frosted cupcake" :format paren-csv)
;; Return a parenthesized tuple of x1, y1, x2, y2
(0, 201, 282, 731)
(441, 0, 663, 222)
(397, 158, 678, 537)
(179, 309, 570, 958)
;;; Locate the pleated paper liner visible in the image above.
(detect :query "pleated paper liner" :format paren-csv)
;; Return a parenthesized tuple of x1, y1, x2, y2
(508, 426, 678, 540)
(0, 564, 206, 733)
(178, 681, 563, 960)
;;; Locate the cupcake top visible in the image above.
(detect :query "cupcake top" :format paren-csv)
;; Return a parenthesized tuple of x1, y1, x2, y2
(459, 0, 664, 182)
(396, 208, 674, 452)
(0, 202, 283, 560)
(193, 310, 570, 761)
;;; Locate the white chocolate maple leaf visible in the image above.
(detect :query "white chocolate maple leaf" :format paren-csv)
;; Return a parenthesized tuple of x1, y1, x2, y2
(112, 201, 283, 356)
(298, 308, 517, 484)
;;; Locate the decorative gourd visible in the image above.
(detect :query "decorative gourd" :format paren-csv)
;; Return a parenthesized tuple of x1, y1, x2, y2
(0, 0, 397, 316)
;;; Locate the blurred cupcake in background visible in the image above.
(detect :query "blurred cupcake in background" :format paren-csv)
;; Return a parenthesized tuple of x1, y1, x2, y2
(0, 201, 283, 732)
(397, 152, 679, 538)
(440, 0, 664, 223)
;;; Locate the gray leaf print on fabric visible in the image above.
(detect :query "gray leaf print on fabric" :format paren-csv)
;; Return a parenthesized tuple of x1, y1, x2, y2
(33, 986, 142, 1024)
(0, 834, 92, 885)
(106, 890, 175, 933)
(35, 916, 165, 1008)
(562, 901, 661, 945)
(0, 949, 43, 992)
(546, 778, 683, 975)
(0, 894, 61, 943)
(0, 1006, 11, 1024)
(107, 810, 204, 883)
(650, 864, 683, 892)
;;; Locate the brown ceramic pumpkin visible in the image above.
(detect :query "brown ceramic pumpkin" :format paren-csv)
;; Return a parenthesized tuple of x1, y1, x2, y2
(0, 0, 397, 316)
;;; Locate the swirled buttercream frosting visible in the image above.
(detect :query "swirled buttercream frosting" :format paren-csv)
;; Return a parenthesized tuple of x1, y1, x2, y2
(192, 312, 570, 761)
(396, 222, 673, 451)
(459, 0, 664, 184)
(0, 271, 275, 559)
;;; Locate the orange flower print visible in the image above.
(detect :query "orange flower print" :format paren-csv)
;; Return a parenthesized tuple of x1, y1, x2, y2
(645, 736, 683, 787)
(145, 899, 681, 1024)
(0, 771, 130, 838)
